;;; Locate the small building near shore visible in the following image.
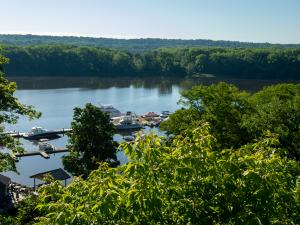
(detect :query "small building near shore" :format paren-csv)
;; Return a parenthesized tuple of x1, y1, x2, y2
(0, 174, 11, 202)
(143, 112, 159, 121)
(30, 168, 70, 189)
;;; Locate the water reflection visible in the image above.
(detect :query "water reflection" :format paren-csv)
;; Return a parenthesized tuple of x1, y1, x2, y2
(157, 80, 173, 95)
(8, 76, 298, 93)
(8, 77, 179, 91)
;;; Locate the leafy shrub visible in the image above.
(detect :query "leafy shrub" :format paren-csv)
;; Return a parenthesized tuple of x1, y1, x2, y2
(33, 124, 299, 224)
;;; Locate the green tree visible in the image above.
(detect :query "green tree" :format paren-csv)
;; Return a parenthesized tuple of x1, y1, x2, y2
(0, 215, 16, 225)
(62, 103, 119, 177)
(33, 124, 299, 224)
(0, 195, 43, 225)
(242, 83, 300, 160)
(161, 82, 252, 148)
(194, 53, 207, 73)
(162, 82, 300, 161)
(0, 52, 40, 172)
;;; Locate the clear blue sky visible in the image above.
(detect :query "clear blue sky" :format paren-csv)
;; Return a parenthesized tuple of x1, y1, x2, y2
(1, 0, 300, 43)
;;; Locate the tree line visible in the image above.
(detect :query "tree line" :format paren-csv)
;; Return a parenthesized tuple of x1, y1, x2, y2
(1, 34, 300, 52)
(1, 45, 300, 80)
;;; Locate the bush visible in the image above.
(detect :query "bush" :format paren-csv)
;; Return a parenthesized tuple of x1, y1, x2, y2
(33, 124, 299, 224)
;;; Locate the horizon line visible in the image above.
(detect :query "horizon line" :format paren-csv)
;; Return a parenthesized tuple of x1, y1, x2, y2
(0, 32, 299, 45)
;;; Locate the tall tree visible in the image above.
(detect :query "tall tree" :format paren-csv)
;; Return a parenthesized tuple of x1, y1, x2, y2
(63, 103, 119, 177)
(161, 82, 300, 161)
(242, 83, 300, 160)
(161, 82, 252, 148)
(0, 52, 40, 172)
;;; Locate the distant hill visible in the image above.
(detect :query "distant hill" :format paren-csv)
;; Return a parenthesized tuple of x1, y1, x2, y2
(0, 34, 300, 52)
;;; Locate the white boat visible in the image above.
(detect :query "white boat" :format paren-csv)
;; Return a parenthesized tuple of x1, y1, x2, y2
(23, 127, 60, 140)
(38, 142, 55, 151)
(114, 115, 143, 130)
(99, 104, 122, 118)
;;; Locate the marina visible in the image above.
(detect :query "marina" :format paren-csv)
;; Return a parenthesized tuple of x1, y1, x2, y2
(2, 109, 170, 139)
(2, 108, 170, 161)
(1, 83, 181, 187)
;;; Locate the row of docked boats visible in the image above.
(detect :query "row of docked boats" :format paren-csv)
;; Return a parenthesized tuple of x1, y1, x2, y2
(99, 105, 143, 130)
(2, 105, 171, 141)
(99, 104, 172, 130)
(111, 111, 143, 130)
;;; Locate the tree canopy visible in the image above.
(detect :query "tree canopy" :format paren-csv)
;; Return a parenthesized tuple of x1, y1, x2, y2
(161, 82, 252, 148)
(62, 103, 119, 177)
(161, 82, 300, 161)
(242, 83, 300, 160)
(1, 45, 300, 80)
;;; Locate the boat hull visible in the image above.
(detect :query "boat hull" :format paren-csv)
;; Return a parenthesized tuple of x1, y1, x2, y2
(115, 125, 143, 130)
(23, 132, 61, 140)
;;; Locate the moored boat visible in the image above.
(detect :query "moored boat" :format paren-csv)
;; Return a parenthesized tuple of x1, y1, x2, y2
(99, 104, 122, 118)
(23, 127, 60, 140)
(38, 142, 55, 151)
(113, 113, 143, 130)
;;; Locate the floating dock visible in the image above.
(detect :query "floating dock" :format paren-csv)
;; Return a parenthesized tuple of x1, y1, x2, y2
(14, 148, 69, 159)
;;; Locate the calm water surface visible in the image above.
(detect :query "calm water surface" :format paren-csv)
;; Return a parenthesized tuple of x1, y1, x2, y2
(2, 77, 296, 186)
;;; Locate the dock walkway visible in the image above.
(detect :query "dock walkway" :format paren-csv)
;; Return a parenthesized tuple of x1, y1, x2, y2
(14, 148, 69, 159)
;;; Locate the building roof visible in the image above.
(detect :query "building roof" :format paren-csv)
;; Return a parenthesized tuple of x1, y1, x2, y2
(30, 168, 70, 181)
(0, 174, 11, 185)
(145, 112, 159, 117)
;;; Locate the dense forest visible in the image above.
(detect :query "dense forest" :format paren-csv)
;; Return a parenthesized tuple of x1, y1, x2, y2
(1, 34, 300, 52)
(1, 45, 300, 80)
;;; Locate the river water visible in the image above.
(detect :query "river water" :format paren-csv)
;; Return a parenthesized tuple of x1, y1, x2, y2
(2, 77, 295, 186)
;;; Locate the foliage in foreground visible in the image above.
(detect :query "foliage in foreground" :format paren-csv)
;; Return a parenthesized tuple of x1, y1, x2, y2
(0, 52, 40, 173)
(19, 124, 300, 224)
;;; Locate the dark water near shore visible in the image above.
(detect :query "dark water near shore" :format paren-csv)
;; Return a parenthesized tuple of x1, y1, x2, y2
(2, 76, 299, 186)
(8, 76, 298, 92)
